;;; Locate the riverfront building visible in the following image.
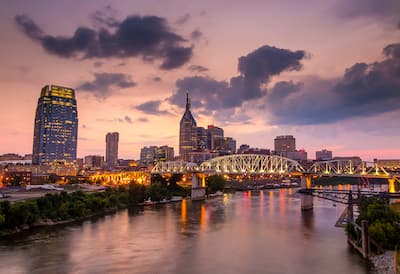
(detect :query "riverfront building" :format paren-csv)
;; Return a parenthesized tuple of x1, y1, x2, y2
(32, 85, 78, 165)
(106, 132, 119, 168)
(179, 94, 197, 161)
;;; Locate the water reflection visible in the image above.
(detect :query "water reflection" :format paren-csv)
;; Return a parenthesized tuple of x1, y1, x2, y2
(0, 189, 371, 274)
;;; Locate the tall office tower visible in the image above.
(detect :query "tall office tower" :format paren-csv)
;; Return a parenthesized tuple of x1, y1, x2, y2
(106, 132, 119, 168)
(196, 127, 208, 150)
(32, 85, 78, 165)
(274, 135, 296, 154)
(179, 93, 197, 161)
(207, 125, 224, 150)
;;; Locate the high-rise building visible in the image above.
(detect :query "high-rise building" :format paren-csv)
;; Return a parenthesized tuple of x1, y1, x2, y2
(179, 93, 197, 161)
(207, 125, 224, 150)
(316, 149, 333, 161)
(32, 85, 78, 165)
(222, 137, 237, 154)
(196, 127, 208, 150)
(274, 135, 296, 154)
(106, 132, 119, 168)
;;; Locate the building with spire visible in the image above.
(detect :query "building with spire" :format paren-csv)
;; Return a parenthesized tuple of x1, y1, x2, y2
(179, 93, 197, 161)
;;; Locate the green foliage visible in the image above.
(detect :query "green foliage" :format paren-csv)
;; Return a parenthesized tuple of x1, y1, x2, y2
(206, 175, 226, 193)
(168, 174, 182, 187)
(128, 182, 146, 205)
(0, 180, 186, 234)
(355, 197, 400, 250)
(145, 182, 170, 201)
(151, 174, 167, 185)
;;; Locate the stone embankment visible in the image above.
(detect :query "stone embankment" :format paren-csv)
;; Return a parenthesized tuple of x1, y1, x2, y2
(370, 251, 394, 274)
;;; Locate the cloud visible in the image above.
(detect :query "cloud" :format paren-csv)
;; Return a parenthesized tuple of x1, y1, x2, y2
(137, 117, 149, 123)
(124, 116, 133, 124)
(15, 14, 193, 69)
(135, 100, 171, 115)
(338, 0, 400, 27)
(190, 29, 203, 40)
(90, 5, 119, 28)
(93, 61, 103, 67)
(264, 43, 400, 124)
(78, 72, 136, 98)
(169, 45, 306, 111)
(188, 64, 209, 73)
(15, 15, 43, 40)
(175, 13, 190, 25)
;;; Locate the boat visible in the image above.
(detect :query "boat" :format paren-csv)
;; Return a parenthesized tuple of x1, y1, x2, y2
(171, 196, 183, 202)
(143, 198, 157, 206)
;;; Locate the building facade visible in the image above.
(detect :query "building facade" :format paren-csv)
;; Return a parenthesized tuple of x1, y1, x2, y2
(274, 135, 296, 153)
(106, 132, 119, 168)
(179, 94, 197, 161)
(32, 85, 78, 165)
(84, 155, 104, 168)
(316, 149, 333, 161)
(207, 125, 224, 150)
(140, 145, 174, 165)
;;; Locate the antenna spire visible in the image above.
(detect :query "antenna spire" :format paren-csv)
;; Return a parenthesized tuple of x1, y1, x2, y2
(186, 90, 190, 111)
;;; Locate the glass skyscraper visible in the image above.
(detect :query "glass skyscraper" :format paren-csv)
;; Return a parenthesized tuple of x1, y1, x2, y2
(179, 93, 197, 161)
(106, 132, 119, 168)
(32, 85, 78, 165)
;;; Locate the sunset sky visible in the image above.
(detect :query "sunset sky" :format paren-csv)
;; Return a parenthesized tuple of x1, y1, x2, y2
(1, 0, 400, 161)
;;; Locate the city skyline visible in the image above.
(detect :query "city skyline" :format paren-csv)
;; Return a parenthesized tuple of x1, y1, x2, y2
(1, 1, 400, 161)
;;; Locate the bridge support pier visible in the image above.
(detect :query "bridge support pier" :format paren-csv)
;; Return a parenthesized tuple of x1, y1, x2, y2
(301, 175, 313, 211)
(191, 173, 206, 201)
(388, 178, 396, 193)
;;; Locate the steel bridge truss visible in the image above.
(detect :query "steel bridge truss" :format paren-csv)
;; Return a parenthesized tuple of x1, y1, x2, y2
(199, 154, 305, 175)
(151, 161, 198, 174)
(308, 160, 391, 178)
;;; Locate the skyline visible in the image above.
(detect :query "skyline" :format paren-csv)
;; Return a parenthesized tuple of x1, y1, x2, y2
(1, 0, 400, 161)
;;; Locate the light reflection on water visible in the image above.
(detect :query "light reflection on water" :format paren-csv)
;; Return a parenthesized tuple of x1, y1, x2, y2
(0, 189, 372, 274)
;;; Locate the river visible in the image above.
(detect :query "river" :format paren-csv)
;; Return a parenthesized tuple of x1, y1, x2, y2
(0, 189, 372, 274)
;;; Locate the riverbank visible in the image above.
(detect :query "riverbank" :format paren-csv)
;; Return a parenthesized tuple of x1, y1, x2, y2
(370, 251, 395, 274)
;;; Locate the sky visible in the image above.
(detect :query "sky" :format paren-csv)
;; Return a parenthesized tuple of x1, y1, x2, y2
(0, 0, 400, 161)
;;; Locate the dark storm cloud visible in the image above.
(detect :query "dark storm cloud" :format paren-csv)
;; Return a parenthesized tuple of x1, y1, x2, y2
(169, 45, 306, 110)
(238, 45, 305, 84)
(135, 100, 171, 115)
(188, 64, 209, 73)
(265, 43, 400, 124)
(78, 72, 136, 98)
(15, 14, 193, 69)
(338, 0, 400, 26)
(15, 15, 43, 39)
(175, 13, 191, 25)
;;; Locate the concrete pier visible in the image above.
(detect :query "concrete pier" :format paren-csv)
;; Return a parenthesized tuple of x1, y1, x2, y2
(301, 175, 313, 211)
(191, 173, 206, 200)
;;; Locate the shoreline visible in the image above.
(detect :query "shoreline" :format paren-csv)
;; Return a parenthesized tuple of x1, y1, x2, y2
(369, 251, 395, 274)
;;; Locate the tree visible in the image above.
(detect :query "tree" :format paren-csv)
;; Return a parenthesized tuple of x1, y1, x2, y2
(128, 182, 146, 205)
(206, 175, 226, 193)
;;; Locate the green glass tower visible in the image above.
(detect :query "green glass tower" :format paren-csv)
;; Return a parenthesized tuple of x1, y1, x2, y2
(32, 85, 78, 164)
